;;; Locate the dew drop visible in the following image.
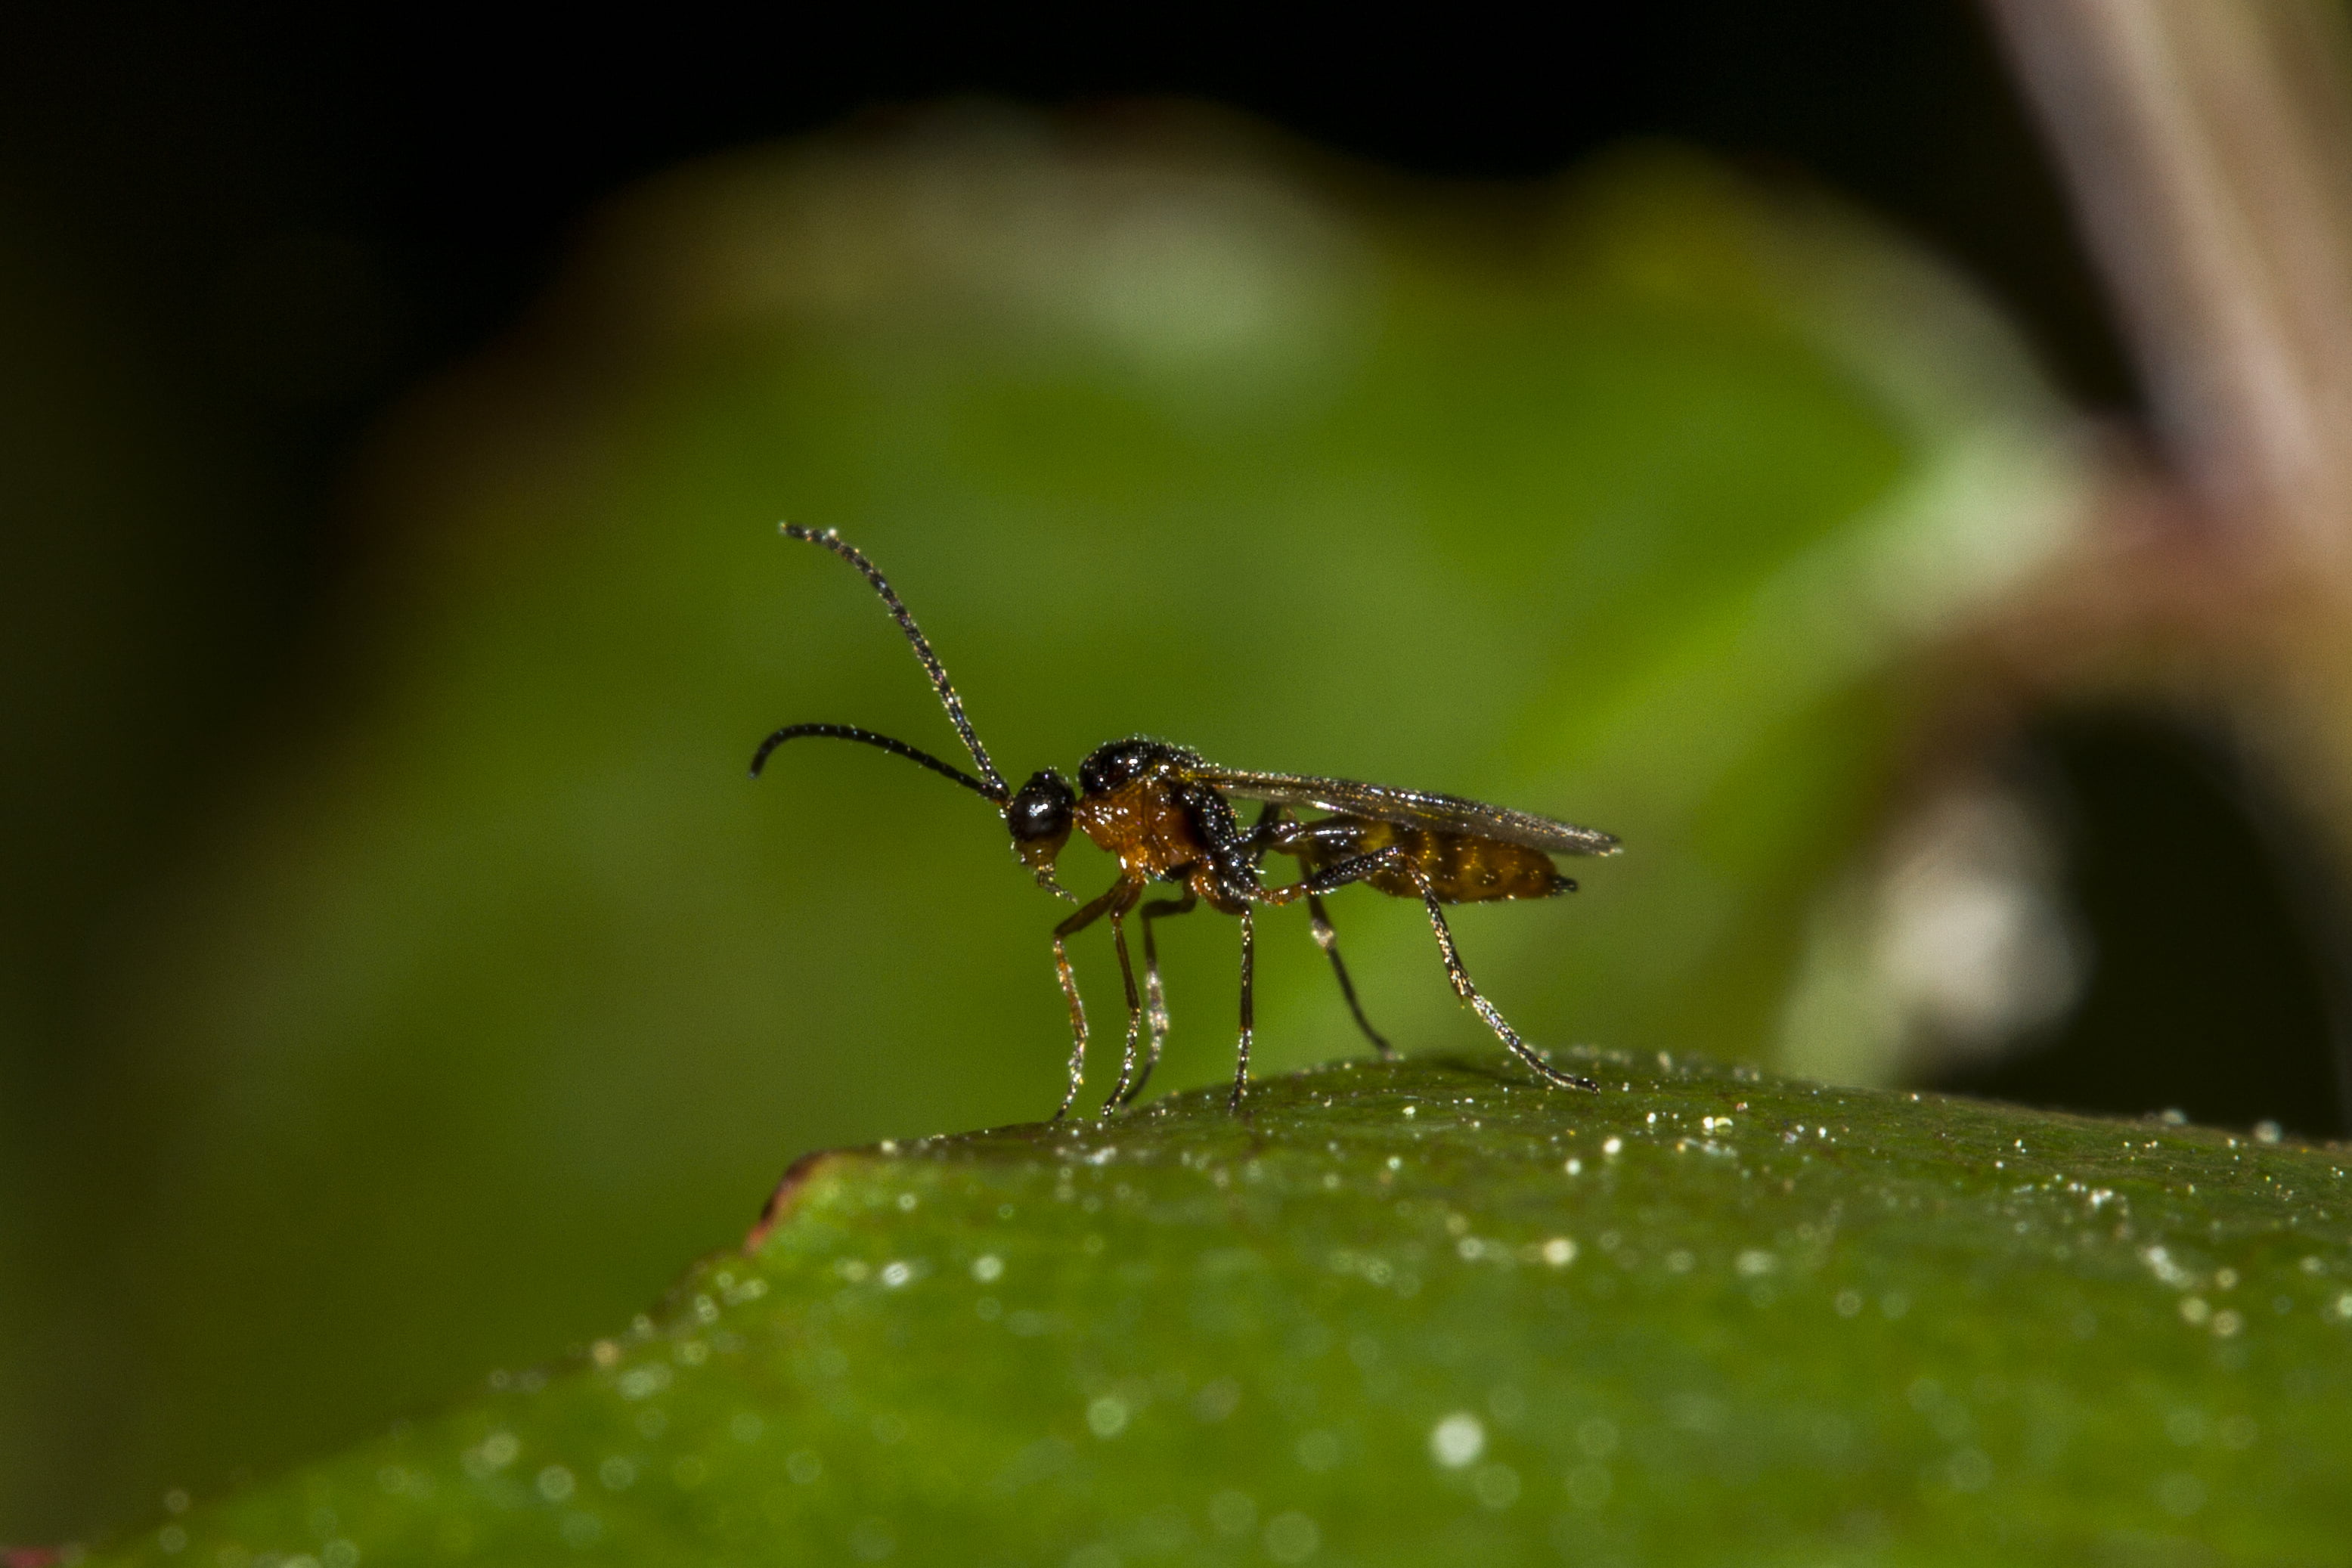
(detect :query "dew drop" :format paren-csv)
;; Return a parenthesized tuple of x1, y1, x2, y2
(1430, 1412, 1485, 1468)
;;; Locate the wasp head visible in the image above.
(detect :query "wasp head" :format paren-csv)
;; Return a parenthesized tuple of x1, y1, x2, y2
(1006, 768, 1077, 899)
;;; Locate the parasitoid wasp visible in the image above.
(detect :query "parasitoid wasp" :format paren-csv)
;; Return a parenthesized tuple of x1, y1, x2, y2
(752, 525, 1620, 1115)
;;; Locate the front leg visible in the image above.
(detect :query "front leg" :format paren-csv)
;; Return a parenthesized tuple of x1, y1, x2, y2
(1051, 878, 1142, 1120)
(1230, 903, 1257, 1111)
(1111, 888, 1198, 1110)
(1105, 902, 1145, 1109)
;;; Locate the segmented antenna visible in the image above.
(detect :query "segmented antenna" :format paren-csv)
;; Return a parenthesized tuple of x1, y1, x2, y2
(780, 525, 1011, 802)
(749, 722, 997, 801)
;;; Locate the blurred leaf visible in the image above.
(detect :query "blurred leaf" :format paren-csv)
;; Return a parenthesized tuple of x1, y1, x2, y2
(89, 1052, 2352, 1566)
(59, 111, 2090, 1520)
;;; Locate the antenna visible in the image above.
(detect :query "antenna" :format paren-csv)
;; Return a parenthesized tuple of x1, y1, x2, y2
(780, 525, 1011, 802)
(748, 722, 998, 801)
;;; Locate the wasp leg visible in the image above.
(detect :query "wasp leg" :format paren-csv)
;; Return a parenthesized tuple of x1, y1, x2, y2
(1105, 902, 1147, 1113)
(1306, 891, 1394, 1058)
(1272, 849, 1598, 1092)
(1052, 878, 1143, 1120)
(1244, 799, 1291, 853)
(1112, 888, 1198, 1110)
(1229, 903, 1257, 1111)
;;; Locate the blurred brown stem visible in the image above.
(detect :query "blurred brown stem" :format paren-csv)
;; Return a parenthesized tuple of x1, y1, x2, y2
(1988, 0, 2352, 576)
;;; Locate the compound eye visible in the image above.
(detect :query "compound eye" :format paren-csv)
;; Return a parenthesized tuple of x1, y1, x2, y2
(1006, 770, 1074, 842)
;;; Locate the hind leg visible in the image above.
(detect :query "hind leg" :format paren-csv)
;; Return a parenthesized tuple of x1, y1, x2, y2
(1273, 849, 1597, 1092)
(1306, 892, 1394, 1058)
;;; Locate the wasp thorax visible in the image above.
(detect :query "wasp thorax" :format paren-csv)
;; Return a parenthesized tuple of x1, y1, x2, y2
(1077, 738, 1165, 797)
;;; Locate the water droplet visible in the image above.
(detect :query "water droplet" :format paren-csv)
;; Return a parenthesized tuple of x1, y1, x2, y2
(1193, 1379, 1241, 1422)
(598, 1456, 636, 1490)
(880, 1262, 913, 1289)
(1602, 1138, 1623, 1157)
(618, 1364, 672, 1400)
(1430, 1412, 1485, 1468)
(1946, 1449, 1992, 1492)
(2155, 1472, 2207, 1517)
(2254, 1120, 2283, 1145)
(1542, 1238, 1576, 1267)
(786, 1449, 823, 1484)
(1086, 1396, 1130, 1438)
(1833, 1291, 1864, 1318)
(1734, 1250, 1777, 1278)
(536, 1465, 575, 1502)
(1263, 1511, 1320, 1562)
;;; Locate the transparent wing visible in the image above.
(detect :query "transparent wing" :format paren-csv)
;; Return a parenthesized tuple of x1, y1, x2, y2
(1192, 766, 1621, 857)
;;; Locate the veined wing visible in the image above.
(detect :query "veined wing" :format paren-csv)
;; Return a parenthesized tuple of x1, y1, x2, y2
(1193, 766, 1621, 857)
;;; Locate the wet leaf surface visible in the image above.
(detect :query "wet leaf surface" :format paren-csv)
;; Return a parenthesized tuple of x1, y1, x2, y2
(91, 1052, 2352, 1566)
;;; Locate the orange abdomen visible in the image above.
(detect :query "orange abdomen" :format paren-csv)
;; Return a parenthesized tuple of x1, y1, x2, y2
(1328, 820, 1563, 903)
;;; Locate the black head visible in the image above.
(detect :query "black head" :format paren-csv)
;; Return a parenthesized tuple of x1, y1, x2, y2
(1006, 768, 1076, 894)
(1078, 737, 1173, 798)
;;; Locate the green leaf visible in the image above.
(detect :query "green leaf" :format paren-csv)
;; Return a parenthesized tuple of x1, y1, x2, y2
(93, 1054, 2352, 1566)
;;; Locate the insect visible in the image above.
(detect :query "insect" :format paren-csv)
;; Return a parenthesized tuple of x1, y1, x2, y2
(753, 525, 1620, 1115)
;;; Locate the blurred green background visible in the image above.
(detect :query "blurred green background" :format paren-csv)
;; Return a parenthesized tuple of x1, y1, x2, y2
(5, 1, 2347, 1548)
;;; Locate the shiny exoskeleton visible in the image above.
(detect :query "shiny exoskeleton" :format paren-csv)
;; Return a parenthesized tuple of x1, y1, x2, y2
(754, 526, 1620, 1114)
